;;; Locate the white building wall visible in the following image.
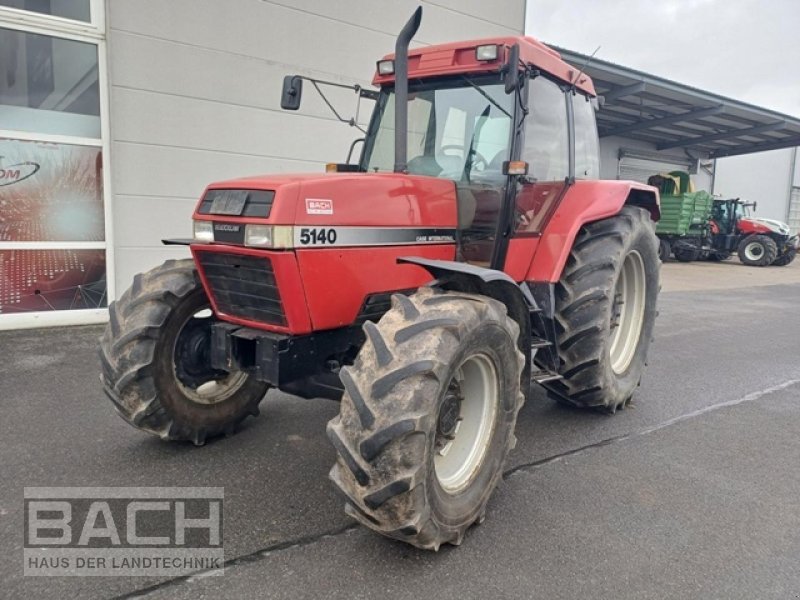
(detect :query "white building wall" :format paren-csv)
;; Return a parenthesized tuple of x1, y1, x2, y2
(598, 135, 713, 191)
(713, 148, 794, 222)
(792, 147, 800, 187)
(106, 0, 525, 294)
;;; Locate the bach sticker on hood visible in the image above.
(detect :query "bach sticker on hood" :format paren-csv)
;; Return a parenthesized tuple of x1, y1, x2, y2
(306, 198, 333, 215)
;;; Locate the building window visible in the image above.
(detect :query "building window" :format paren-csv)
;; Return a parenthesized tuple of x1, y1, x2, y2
(0, 27, 100, 138)
(0, 248, 106, 313)
(0, 138, 104, 242)
(523, 76, 569, 182)
(0, 0, 91, 23)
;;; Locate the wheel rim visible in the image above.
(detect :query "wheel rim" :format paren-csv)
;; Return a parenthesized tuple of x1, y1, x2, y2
(609, 250, 646, 375)
(434, 353, 499, 494)
(744, 242, 764, 261)
(172, 307, 248, 405)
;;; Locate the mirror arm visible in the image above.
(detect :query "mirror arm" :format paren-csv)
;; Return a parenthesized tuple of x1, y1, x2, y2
(289, 76, 377, 133)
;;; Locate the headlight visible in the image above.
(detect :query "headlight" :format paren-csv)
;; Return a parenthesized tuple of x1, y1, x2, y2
(475, 44, 498, 61)
(245, 225, 294, 248)
(245, 224, 272, 247)
(193, 220, 214, 242)
(376, 59, 395, 75)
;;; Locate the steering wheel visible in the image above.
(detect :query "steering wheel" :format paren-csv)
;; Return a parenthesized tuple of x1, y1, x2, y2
(440, 145, 489, 171)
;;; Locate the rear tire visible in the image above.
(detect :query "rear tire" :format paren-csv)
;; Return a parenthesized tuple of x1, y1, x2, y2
(772, 246, 796, 266)
(99, 259, 269, 445)
(708, 250, 731, 261)
(738, 234, 778, 266)
(673, 240, 700, 262)
(543, 206, 659, 412)
(327, 287, 524, 550)
(658, 239, 671, 262)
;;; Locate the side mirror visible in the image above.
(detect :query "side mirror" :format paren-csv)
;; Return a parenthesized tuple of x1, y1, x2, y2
(280, 76, 303, 110)
(504, 43, 520, 94)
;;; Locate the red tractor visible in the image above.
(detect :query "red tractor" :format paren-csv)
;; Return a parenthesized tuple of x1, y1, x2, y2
(709, 198, 797, 266)
(101, 9, 660, 550)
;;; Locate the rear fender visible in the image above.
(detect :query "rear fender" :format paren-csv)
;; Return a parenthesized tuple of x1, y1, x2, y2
(526, 180, 659, 282)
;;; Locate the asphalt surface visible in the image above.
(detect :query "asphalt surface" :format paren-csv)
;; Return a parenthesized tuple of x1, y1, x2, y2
(2, 261, 799, 599)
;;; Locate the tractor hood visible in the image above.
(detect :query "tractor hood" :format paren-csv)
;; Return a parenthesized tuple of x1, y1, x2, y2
(740, 217, 791, 236)
(197, 172, 458, 229)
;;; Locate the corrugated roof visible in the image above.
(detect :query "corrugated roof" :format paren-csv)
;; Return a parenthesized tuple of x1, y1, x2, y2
(554, 46, 800, 159)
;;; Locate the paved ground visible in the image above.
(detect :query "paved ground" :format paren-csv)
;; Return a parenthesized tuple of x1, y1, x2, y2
(661, 255, 800, 292)
(2, 259, 799, 599)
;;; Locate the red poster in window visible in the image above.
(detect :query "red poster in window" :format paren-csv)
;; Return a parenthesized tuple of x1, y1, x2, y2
(0, 138, 106, 313)
(0, 138, 104, 242)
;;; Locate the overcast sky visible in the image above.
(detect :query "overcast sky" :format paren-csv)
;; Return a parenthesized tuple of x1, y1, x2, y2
(525, 0, 800, 118)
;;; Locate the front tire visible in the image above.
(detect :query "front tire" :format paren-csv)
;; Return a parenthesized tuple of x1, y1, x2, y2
(772, 246, 796, 267)
(327, 288, 524, 550)
(738, 234, 778, 266)
(99, 259, 269, 445)
(543, 206, 659, 412)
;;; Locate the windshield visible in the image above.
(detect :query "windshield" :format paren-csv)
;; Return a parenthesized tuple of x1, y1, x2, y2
(736, 203, 752, 218)
(362, 77, 514, 183)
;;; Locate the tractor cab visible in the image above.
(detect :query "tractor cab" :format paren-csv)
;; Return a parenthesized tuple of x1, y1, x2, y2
(281, 33, 601, 269)
(711, 198, 754, 235)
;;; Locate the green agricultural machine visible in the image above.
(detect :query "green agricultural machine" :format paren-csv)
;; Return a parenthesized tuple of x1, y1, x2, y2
(654, 190, 715, 261)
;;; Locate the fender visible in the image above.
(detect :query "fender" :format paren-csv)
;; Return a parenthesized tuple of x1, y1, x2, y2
(526, 180, 659, 282)
(398, 256, 538, 401)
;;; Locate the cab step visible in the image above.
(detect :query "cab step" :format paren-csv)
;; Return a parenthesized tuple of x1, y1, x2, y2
(531, 369, 563, 384)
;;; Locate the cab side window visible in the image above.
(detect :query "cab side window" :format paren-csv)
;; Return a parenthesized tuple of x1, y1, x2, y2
(572, 92, 600, 179)
(523, 76, 569, 182)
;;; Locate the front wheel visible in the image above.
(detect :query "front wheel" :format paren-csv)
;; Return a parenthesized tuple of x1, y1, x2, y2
(772, 246, 796, 267)
(327, 288, 524, 550)
(99, 259, 269, 445)
(543, 206, 659, 412)
(738, 234, 778, 266)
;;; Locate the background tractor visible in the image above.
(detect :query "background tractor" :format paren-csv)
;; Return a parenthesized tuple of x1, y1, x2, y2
(651, 171, 797, 266)
(100, 8, 661, 550)
(710, 198, 797, 266)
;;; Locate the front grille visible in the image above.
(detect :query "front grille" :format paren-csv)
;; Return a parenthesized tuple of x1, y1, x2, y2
(196, 251, 286, 326)
(197, 189, 275, 218)
(355, 289, 415, 324)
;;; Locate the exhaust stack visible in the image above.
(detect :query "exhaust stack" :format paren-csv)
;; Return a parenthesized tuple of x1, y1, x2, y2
(393, 6, 423, 174)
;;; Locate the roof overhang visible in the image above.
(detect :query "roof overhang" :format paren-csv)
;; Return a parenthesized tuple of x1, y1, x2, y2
(554, 46, 800, 159)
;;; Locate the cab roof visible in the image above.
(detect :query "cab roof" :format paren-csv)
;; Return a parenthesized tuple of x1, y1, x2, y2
(373, 35, 596, 96)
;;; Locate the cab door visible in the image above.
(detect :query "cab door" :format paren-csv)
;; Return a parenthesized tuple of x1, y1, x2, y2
(515, 76, 571, 237)
(511, 79, 600, 276)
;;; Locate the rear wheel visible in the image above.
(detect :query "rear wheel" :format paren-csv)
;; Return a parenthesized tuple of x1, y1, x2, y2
(673, 240, 700, 262)
(708, 250, 731, 261)
(99, 259, 269, 445)
(772, 246, 796, 267)
(327, 288, 524, 550)
(738, 234, 778, 266)
(658, 239, 671, 262)
(543, 206, 659, 412)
